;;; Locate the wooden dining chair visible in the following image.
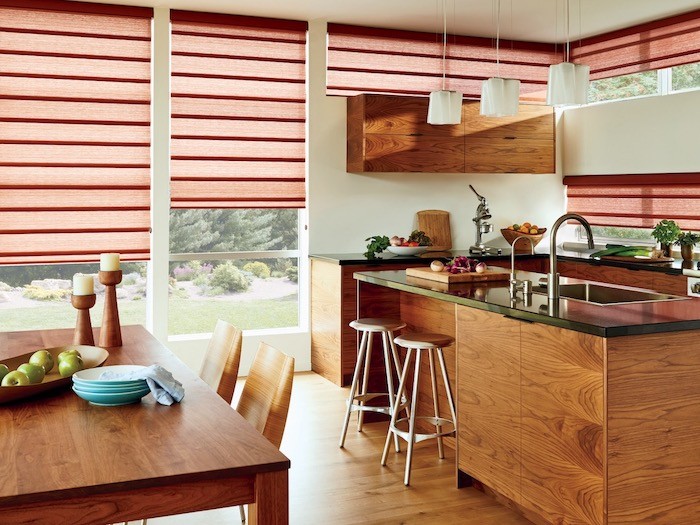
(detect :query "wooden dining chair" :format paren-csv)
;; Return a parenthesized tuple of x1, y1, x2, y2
(198, 319, 243, 405)
(132, 320, 243, 525)
(236, 342, 295, 522)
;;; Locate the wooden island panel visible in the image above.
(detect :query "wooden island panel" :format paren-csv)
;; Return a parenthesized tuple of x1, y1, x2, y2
(606, 330, 700, 524)
(520, 323, 605, 525)
(456, 307, 522, 503)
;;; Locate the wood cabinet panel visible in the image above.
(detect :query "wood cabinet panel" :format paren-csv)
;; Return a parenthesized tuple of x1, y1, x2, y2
(347, 94, 554, 174)
(400, 292, 457, 448)
(359, 95, 463, 137)
(362, 134, 465, 173)
(463, 102, 554, 140)
(310, 260, 425, 386)
(465, 138, 554, 174)
(520, 323, 605, 525)
(607, 330, 700, 524)
(456, 307, 521, 503)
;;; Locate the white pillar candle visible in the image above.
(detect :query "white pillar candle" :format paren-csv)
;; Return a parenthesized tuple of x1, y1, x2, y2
(100, 252, 120, 271)
(73, 273, 94, 295)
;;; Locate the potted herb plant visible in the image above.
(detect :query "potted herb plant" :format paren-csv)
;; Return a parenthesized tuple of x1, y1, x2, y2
(651, 219, 682, 257)
(675, 231, 699, 261)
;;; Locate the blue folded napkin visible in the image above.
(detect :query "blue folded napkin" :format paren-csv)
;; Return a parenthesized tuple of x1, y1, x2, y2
(99, 364, 185, 406)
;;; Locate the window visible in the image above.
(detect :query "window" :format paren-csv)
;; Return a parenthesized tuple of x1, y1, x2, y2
(168, 210, 300, 335)
(0, 262, 147, 332)
(588, 71, 659, 103)
(671, 61, 700, 91)
(168, 12, 307, 337)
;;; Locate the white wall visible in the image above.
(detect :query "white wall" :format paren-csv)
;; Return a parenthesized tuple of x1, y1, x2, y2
(307, 20, 566, 255)
(561, 89, 700, 174)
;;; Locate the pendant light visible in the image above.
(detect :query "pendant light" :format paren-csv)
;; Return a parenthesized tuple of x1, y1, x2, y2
(546, 0, 589, 106)
(480, 0, 520, 117)
(427, 0, 462, 125)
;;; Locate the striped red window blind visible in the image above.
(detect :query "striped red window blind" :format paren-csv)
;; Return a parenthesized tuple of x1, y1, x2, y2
(0, 0, 153, 265)
(571, 10, 700, 80)
(326, 23, 557, 101)
(170, 11, 307, 209)
(565, 174, 700, 230)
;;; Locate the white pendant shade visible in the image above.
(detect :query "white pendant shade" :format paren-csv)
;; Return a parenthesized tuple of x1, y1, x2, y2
(427, 90, 463, 125)
(546, 62, 590, 106)
(480, 77, 521, 117)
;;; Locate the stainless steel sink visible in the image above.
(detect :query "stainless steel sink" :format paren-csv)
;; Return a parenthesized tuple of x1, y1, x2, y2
(533, 283, 688, 306)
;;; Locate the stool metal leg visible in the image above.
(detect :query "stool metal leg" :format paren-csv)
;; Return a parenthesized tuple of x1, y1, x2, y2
(428, 348, 445, 459)
(357, 331, 373, 431)
(382, 348, 413, 466)
(388, 332, 410, 420)
(437, 348, 458, 432)
(404, 349, 422, 486)
(339, 330, 369, 448)
(381, 330, 401, 453)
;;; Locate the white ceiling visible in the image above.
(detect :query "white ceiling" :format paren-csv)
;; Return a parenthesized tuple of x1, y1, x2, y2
(80, 0, 700, 42)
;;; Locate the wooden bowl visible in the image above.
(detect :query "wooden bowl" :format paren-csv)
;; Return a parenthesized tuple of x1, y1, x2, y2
(501, 228, 546, 252)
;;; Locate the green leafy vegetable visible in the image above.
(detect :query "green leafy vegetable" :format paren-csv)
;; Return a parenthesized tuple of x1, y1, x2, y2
(364, 235, 390, 259)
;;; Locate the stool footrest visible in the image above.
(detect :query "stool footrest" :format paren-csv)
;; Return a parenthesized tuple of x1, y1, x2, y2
(346, 392, 393, 415)
(390, 416, 456, 444)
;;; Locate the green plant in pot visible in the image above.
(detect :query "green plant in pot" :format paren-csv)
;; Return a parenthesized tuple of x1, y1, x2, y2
(675, 231, 699, 261)
(651, 219, 681, 257)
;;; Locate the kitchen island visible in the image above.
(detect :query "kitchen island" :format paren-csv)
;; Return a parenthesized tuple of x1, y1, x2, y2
(354, 269, 700, 525)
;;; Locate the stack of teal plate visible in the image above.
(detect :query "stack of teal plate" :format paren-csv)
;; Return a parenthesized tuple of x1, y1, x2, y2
(72, 365, 150, 406)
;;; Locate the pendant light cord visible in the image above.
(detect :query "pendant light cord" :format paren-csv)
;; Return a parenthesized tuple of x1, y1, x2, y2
(565, 0, 570, 62)
(495, 0, 501, 77)
(441, 0, 447, 91)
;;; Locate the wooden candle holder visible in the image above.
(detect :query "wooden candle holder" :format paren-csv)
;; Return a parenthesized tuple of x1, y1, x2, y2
(71, 294, 96, 346)
(98, 270, 123, 348)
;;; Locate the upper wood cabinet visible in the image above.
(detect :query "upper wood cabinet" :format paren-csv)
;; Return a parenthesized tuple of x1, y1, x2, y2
(347, 94, 554, 174)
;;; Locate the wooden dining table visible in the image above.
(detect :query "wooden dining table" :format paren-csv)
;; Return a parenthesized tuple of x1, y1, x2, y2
(0, 325, 290, 525)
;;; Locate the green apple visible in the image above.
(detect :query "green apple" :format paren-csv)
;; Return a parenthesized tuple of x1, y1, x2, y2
(29, 350, 54, 373)
(0, 364, 9, 383)
(58, 355, 84, 377)
(2, 370, 30, 386)
(17, 363, 45, 384)
(57, 349, 82, 364)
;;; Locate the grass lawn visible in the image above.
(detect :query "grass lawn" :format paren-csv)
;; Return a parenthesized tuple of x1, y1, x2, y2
(1, 296, 298, 335)
(167, 295, 298, 335)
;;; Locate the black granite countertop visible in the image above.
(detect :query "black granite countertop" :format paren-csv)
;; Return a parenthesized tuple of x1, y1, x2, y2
(354, 269, 700, 338)
(311, 249, 700, 275)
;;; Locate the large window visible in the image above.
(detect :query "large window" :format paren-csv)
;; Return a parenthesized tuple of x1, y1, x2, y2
(671, 62, 700, 91)
(168, 209, 300, 335)
(588, 71, 659, 103)
(0, 263, 147, 332)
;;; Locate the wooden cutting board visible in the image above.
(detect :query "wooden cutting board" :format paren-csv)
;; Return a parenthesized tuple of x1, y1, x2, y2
(417, 210, 452, 251)
(406, 266, 510, 283)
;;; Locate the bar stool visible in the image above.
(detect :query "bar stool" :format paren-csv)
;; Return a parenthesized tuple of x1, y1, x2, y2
(339, 317, 406, 449)
(381, 332, 457, 486)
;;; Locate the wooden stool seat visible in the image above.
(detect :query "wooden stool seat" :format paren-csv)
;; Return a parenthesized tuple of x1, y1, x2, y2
(339, 317, 406, 450)
(394, 332, 454, 349)
(381, 332, 457, 486)
(350, 318, 407, 332)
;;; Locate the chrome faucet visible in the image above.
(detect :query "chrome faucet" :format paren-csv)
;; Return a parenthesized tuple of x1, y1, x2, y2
(509, 235, 535, 297)
(548, 213, 595, 300)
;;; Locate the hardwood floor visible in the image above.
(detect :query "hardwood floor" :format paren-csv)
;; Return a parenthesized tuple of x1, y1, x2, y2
(146, 372, 531, 525)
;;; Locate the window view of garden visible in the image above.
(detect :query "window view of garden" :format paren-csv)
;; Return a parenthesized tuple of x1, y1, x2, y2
(168, 209, 300, 335)
(0, 263, 148, 332)
(0, 209, 301, 336)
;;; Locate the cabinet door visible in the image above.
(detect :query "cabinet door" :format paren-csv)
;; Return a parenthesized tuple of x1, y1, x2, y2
(362, 134, 465, 173)
(520, 323, 605, 525)
(361, 94, 463, 137)
(456, 306, 521, 503)
(465, 138, 554, 174)
(463, 102, 554, 140)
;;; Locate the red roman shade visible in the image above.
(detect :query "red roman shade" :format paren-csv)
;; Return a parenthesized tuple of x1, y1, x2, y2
(0, 0, 152, 265)
(571, 10, 700, 80)
(326, 23, 557, 101)
(170, 11, 307, 209)
(565, 174, 700, 230)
